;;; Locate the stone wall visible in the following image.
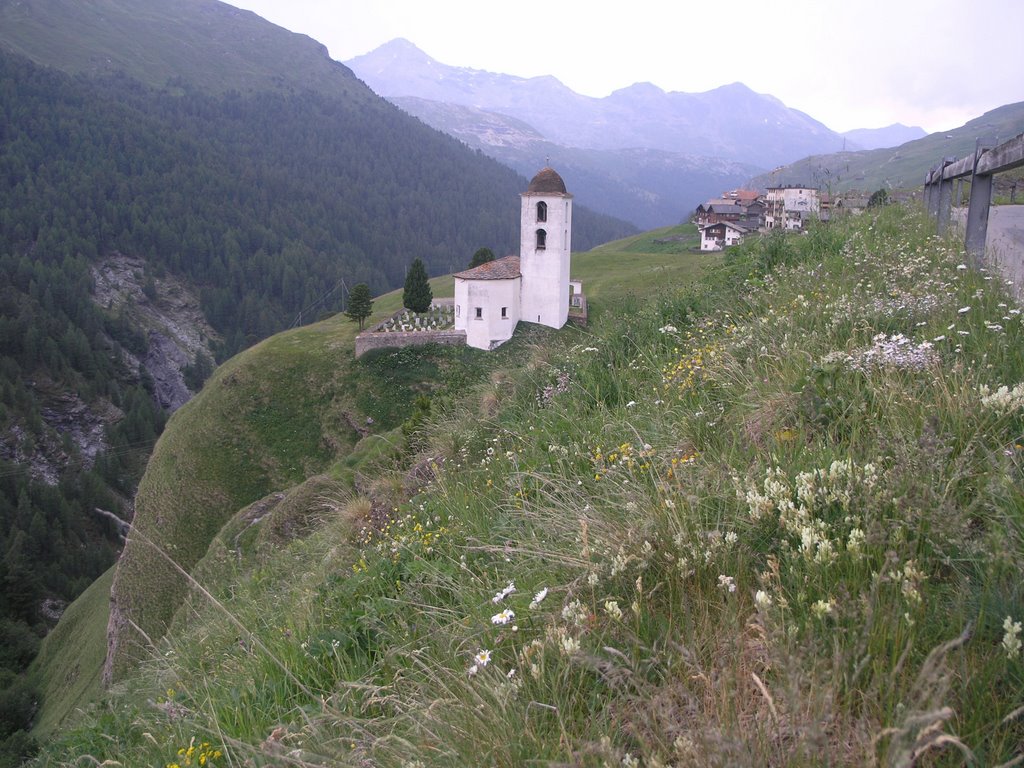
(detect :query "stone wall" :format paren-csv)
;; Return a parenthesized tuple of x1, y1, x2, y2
(355, 328, 466, 357)
(355, 303, 465, 358)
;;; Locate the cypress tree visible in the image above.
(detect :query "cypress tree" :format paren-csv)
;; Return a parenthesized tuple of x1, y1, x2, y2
(345, 283, 373, 330)
(403, 259, 432, 313)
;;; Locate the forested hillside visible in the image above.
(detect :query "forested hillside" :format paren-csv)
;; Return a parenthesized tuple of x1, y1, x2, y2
(0, 37, 634, 757)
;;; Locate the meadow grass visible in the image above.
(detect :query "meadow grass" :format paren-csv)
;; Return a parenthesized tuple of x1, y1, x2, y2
(31, 206, 1024, 766)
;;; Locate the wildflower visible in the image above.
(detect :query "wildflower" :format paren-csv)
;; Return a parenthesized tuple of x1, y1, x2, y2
(474, 649, 492, 667)
(847, 528, 866, 558)
(468, 664, 479, 676)
(958, 306, 971, 314)
(605, 600, 623, 620)
(559, 634, 581, 655)
(979, 383, 1024, 414)
(1003, 616, 1022, 659)
(754, 590, 773, 608)
(562, 599, 588, 627)
(659, 324, 678, 334)
(491, 608, 515, 625)
(492, 581, 516, 603)
(529, 587, 548, 609)
(717, 574, 737, 593)
(811, 599, 834, 618)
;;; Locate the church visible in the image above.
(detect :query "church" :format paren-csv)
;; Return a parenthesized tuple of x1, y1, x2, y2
(453, 167, 576, 350)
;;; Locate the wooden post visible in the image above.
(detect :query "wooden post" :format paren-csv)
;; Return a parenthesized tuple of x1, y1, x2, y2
(937, 158, 955, 235)
(923, 172, 935, 216)
(927, 166, 943, 219)
(964, 143, 992, 266)
(955, 178, 964, 206)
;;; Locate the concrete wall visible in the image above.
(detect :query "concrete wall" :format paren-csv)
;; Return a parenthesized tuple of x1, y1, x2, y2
(953, 206, 1024, 301)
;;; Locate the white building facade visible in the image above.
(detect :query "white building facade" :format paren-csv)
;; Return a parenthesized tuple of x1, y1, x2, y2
(454, 168, 575, 351)
(699, 221, 747, 251)
(764, 186, 820, 230)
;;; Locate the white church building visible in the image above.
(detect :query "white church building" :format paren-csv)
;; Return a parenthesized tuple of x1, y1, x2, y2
(453, 167, 576, 351)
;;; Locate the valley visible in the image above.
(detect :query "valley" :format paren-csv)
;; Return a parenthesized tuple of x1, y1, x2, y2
(0, 0, 1021, 764)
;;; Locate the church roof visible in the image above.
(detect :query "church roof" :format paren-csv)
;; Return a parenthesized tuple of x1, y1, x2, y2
(527, 167, 568, 195)
(453, 255, 521, 281)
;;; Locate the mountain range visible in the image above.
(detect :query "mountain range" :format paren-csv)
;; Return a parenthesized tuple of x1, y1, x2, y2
(345, 39, 932, 227)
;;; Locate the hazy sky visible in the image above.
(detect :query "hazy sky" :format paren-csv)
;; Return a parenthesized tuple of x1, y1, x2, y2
(225, 0, 1022, 135)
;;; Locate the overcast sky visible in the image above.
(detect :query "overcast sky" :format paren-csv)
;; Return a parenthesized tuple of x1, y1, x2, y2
(225, 0, 1022, 135)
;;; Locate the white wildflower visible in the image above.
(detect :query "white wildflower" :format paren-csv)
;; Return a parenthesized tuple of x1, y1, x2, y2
(529, 587, 548, 609)
(717, 574, 737, 593)
(562, 599, 588, 627)
(492, 581, 516, 603)
(811, 599, 834, 618)
(604, 600, 623, 620)
(491, 609, 515, 625)
(1002, 616, 1022, 659)
(474, 649, 491, 667)
(754, 590, 773, 608)
(559, 634, 581, 656)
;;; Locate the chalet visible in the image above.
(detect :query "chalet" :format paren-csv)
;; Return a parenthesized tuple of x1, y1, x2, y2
(700, 221, 748, 251)
(695, 191, 764, 230)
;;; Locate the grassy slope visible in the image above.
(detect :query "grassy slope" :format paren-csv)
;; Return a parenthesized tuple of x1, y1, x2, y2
(34, 207, 1024, 765)
(27, 567, 115, 738)
(749, 101, 1024, 193)
(31, 228, 707, 734)
(33, 206, 1024, 766)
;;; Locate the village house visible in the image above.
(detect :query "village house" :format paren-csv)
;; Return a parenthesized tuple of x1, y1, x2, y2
(695, 190, 764, 230)
(699, 221, 749, 251)
(764, 185, 821, 230)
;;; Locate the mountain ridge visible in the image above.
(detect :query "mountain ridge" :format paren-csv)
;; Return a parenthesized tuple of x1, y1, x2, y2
(748, 101, 1024, 192)
(347, 39, 848, 167)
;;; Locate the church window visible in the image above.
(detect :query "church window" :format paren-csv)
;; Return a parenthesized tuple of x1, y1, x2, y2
(536, 229, 546, 250)
(475, 307, 482, 319)
(501, 307, 507, 318)
(456, 304, 460, 317)
(536, 201, 547, 222)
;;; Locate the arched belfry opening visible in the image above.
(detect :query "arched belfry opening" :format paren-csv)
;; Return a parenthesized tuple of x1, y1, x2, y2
(536, 201, 547, 222)
(536, 228, 547, 250)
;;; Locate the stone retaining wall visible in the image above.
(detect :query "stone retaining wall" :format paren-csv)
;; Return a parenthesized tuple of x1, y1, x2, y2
(355, 300, 464, 358)
(355, 328, 466, 358)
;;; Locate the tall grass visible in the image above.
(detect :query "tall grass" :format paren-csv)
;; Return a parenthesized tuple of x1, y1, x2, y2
(32, 206, 1024, 766)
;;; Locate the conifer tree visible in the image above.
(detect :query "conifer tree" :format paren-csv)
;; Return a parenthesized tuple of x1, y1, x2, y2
(469, 247, 495, 268)
(403, 259, 432, 313)
(345, 283, 373, 330)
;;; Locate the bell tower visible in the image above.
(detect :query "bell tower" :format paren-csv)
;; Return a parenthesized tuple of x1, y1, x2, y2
(520, 167, 572, 328)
